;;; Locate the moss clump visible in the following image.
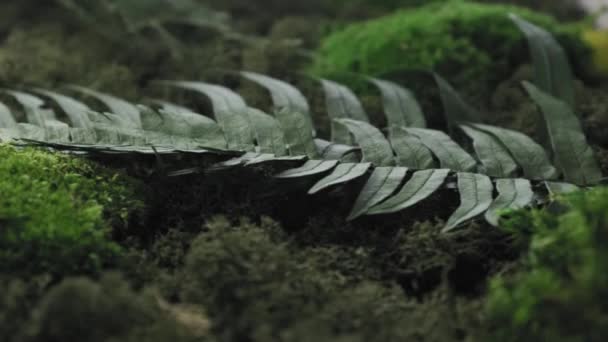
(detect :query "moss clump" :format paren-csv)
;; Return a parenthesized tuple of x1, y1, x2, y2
(0, 145, 143, 277)
(7, 273, 206, 342)
(177, 216, 349, 341)
(311, 0, 588, 111)
(312, 0, 582, 78)
(0, 10, 245, 101)
(169, 216, 492, 341)
(0, 23, 140, 99)
(483, 187, 608, 341)
(0, 275, 50, 342)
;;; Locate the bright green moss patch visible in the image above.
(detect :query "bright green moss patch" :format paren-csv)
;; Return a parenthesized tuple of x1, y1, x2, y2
(311, 0, 587, 101)
(0, 145, 143, 276)
(484, 187, 608, 341)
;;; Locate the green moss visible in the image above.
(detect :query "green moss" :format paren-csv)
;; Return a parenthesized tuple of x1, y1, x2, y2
(177, 216, 340, 340)
(0, 145, 144, 276)
(0, 23, 141, 98)
(0, 15, 245, 101)
(176, 216, 361, 340)
(311, 0, 588, 112)
(169, 216, 497, 341)
(0, 274, 50, 342)
(313, 0, 582, 78)
(13, 273, 206, 342)
(484, 187, 608, 341)
(1, 211, 506, 342)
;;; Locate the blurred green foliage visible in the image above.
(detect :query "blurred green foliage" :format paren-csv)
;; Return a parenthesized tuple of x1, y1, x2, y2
(484, 187, 608, 342)
(0, 145, 143, 277)
(0, 24, 141, 98)
(311, 0, 586, 86)
(0, 275, 49, 342)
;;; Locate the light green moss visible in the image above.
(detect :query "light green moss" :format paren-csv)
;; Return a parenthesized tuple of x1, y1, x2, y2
(311, 0, 587, 99)
(0, 145, 144, 276)
(484, 187, 608, 341)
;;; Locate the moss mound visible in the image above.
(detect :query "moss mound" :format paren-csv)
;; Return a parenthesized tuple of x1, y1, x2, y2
(484, 187, 608, 341)
(0, 145, 143, 276)
(0, 1, 248, 100)
(0, 24, 139, 98)
(1, 273, 207, 342)
(171, 216, 487, 341)
(311, 0, 588, 105)
(1, 215, 499, 342)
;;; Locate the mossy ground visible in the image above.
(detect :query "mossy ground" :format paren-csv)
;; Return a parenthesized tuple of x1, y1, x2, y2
(0, 145, 144, 277)
(1, 1, 608, 341)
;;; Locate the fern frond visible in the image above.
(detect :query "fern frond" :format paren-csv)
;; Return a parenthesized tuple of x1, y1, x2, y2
(1, 15, 602, 231)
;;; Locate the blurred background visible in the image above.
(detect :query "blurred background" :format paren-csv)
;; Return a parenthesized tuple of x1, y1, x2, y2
(0, 0, 606, 111)
(2, 0, 607, 138)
